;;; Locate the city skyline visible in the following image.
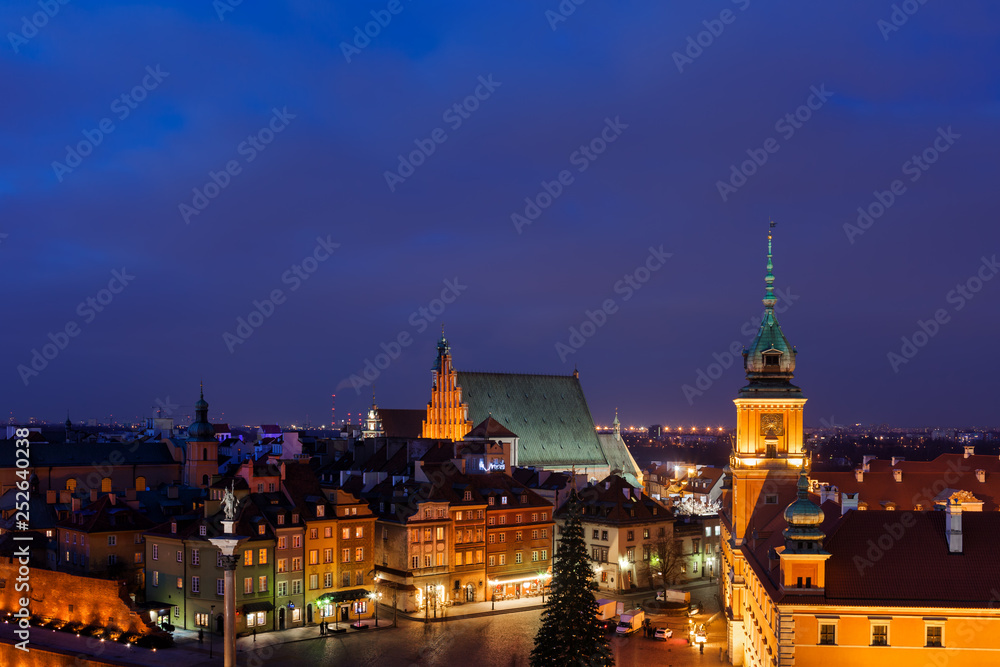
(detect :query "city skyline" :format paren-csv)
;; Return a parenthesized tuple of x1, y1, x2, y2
(5, 2, 999, 428)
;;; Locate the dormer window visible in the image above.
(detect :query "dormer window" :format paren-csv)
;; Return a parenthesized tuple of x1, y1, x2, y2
(763, 353, 780, 368)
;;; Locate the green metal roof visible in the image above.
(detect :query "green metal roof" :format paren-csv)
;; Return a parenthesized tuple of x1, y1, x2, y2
(597, 433, 642, 487)
(455, 371, 607, 468)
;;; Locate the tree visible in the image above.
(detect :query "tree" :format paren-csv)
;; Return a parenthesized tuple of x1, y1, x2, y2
(531, 491, 614, 667)
(645, 536, 684, 588)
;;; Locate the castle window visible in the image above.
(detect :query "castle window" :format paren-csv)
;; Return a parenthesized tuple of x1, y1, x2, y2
(871, 623, 889, 646)
(819, 624, 836, 645)
(926, 624, 943, 647)
(764, 495, 778, 505)
(764, 354, 780, 368)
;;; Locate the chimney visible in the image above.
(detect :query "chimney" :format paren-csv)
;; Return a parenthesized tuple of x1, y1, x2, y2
(854, 469, 864, 482)
(891, 457, 905, 466)
(976, 470, 986, 483)
(862, 455, 876, 471)
(946, 497, 963, 553)
(841, 493, 859, 515)
(108, 493, 116, 506)
(892, 469, 902, 482)
(46, 490, 56, 505)
(71, 497, 82, 511)
(964, 446, 975, 459)
(90, 489, 98, 502)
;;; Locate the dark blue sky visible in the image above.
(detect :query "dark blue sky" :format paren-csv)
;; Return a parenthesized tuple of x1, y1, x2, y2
(3, 1, 999, 428)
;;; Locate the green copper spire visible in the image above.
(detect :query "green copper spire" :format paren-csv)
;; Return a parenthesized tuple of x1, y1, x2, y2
(764, 221, 776, 307)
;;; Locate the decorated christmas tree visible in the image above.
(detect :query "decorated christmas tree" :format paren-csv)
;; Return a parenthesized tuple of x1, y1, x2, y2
(530, 490, 614, 667)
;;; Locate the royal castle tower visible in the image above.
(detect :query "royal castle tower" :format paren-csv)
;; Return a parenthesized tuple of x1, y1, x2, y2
(184, 383, 219, 488)
(421, 328, 473, 441)
(722, 226, 806, 665)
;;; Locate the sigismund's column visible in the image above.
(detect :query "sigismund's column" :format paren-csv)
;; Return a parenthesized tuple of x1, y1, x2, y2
(209, 486, 248, 667)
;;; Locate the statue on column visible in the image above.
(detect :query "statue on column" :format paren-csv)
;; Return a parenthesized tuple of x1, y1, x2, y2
(222, 482, 238, 521)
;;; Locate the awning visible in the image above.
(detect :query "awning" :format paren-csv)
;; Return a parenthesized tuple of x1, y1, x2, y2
(242, 601, 274, 613)
(317, 588, 369, 604)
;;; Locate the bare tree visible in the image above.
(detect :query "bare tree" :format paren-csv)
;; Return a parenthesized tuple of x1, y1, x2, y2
(644, 537, 684, 588)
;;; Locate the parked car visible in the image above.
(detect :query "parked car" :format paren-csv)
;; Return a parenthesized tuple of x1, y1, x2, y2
(599, 619, 617, 634)
(688, 602, 702, 616)
(653, 627, 672, 641)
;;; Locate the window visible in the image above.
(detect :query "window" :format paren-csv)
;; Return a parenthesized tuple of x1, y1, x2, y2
(489, 497, 495, 506)
(531, 513, 538, 522)
(819, 624, 836, 645)
(152, 571, 159, 587)
(176, 550, 183, 563)
(324, 572, 333, 588)
(499, 516, 506, 525)
(872, 624, 888, 646)
(342, 548, 351, 563)
(542, 529, 547, 538)
(520, 495, 527, 503)
(515, 552, 522, 564)
(601, 531, 608, 541)
(277, 558, 287, 573)
(258, 525, 265, 535)
(499, 533, 506, 543)
(715, 526, 720, 536)
(488, 517, 495, 526)
(174, 606, 180, 618)
(532, 530, 538, 540)
(501, 496, 507, 505)
(411, 555, 419, 569)
(309, 573, 319, 589)
(489, 534, 496, 544)
(499, 554, 506, 565)
(764, 353, 780, 368)
(531, 551, 538, 562)
(309, 528, 318, 540)
(343, 572, 351, 587)
(244, 578, 253, 594)
(152, 544, 158, 561)
(424, 528, 432, 541)
(278, 536, 287, 549)
(107, 535, 117, 546)
(355, 526, 364, 538)
(355, 547, 364, 561)
(324, 548, 333, 563)
(217, 552, 224, 567)
(292, 579, 302, 595)
(515, 531, 522, 542)
(217, 579, 225, 596)
(356, 571, 364, 585)
(191, 576, 200, 593)
(438, 509, 446, 519)
(692, 539, 700, 554)
(243, 550, 253, 567)
(926, 625, 943, 647)
(293, 513, 299, 523)
(464, 491, 472, 501)
(436, 527, 444, 540)
(191, 549, 200, 565)
(258, 575, 267, 592)
(436, 553, 444, 566)
(309, 550, 319, 565)
(764, 495, 778, 505)
(175, 576, 183, 589)
(515, 514, 522, 524)
(626, 530, 634, 542)
(489, 555, 495, 567)
(316, 505, 325, 518)
(134, 552, 143, 564)
(478, 510, 484, 519)
(292, 535, 301, 549)
(541, 550, 548, 560)
(277, 514, 285, 526)
(324, 526, 332, 538)
(292, 557, 302, 571)
(455, 552, 463, 566)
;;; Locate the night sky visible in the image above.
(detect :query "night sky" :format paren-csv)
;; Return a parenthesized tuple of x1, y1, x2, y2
(3, 1, 999, 429)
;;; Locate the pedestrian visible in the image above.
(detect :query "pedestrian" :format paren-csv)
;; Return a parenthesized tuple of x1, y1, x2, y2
(719, 646, 723, 661)
(253, 627, 256, 642)
(198, 628, 203, 644)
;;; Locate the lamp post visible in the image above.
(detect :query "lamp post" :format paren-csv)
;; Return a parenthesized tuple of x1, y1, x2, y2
(490, 580, 495, 611)
(369, 591, 378, 628)
(209, 604, 215, 659)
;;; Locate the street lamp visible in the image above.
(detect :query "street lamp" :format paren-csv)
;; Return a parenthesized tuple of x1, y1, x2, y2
(617, 557, 628, 594)
(209, 605, 215, 659)
(368, 591, 378, 628)
(490, 579, 496, 611)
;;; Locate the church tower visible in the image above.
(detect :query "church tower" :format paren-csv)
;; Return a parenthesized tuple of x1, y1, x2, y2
(363, 392, 384, 439)
(184, 384, 218, 488)
(421, 328, 473, 441)
(730, 226, 807, 541)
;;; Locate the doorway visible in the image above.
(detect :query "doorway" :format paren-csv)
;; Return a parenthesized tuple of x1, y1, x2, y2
(278, 606, 285, 630)
(306, 604, 313, 624)
(340, 606, 349, 622)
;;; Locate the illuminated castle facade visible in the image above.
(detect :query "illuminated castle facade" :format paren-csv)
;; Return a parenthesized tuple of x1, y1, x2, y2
(720, 230, 1000, 666)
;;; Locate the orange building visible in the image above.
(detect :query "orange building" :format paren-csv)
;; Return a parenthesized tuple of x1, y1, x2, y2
(720, 230, 1000, 666)
(421, 331, 473, 441)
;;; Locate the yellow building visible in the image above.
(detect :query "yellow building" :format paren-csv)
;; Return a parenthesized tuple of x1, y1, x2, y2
(720, 229, 1000, 666)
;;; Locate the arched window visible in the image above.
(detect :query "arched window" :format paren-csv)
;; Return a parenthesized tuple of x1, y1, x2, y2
(135, 476, 146, 491)
(101, 478, 112, 493)
(66, 478, 77, 492)
(202, 474, 209, 486)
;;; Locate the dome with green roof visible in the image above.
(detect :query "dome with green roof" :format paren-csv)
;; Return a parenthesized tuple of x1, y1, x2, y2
(187, 384, 214, 442)
(783, 470, 826, 550)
